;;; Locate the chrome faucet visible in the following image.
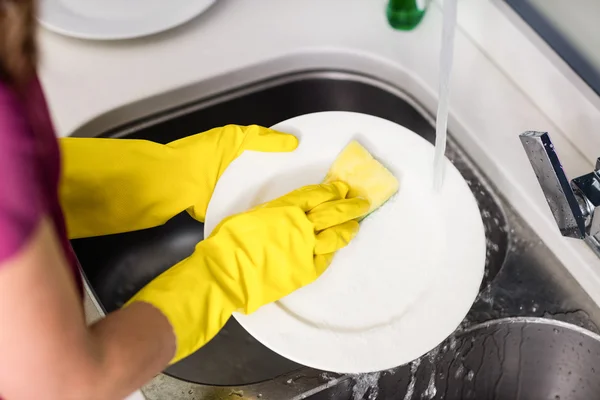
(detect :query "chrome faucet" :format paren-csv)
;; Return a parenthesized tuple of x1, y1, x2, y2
(519, 131, 600, 256)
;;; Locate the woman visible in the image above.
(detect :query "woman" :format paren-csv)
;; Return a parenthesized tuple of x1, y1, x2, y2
(0, 2, 368, 399)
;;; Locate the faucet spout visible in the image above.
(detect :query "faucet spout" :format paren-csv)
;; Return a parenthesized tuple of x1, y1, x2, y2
(519, 131, 587, 238)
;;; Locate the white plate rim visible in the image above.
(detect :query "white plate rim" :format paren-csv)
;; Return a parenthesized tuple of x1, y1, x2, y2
(205, 111, 486, 373)
(38, 0, 216, 40)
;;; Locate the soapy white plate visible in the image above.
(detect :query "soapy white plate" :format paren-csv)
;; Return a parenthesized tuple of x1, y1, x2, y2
(39, 0, 215, 40)
(205, 112, 486, 373)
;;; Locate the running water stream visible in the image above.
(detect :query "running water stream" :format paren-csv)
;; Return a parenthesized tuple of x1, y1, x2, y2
(433, 0, 458, 191)
(350, 2, 459, 397)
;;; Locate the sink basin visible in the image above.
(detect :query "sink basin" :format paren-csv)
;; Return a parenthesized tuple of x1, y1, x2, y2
(70, 71, 600, 399)
(310, 318, 600, 400)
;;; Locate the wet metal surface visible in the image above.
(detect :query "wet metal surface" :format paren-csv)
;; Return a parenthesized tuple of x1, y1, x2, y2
(69, 71, 600, 399)
(333, 318, 600, 400)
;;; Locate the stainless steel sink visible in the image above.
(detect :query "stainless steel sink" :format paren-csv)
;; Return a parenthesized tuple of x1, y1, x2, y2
(311, 318, 600, 400)
(70, 71, 600, 399)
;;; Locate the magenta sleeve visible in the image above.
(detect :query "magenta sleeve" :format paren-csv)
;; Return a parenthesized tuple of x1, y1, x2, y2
(0, 87, 44, 263)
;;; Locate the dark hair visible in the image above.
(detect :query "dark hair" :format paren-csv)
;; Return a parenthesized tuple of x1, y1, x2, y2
(0, 0, 37, 87)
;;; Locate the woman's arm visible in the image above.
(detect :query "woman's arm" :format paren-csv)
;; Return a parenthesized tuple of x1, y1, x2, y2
(0, 182, 367, 399)
(0, 217, 175, 400)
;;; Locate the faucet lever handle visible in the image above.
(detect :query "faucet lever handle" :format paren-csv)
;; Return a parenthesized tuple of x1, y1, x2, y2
(519, 131, 587, 238)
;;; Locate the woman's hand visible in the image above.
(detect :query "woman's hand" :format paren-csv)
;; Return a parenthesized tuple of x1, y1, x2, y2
(127, 181, 369, 363)
(59, 125, 297, 239)
(168, 125, 299, 222)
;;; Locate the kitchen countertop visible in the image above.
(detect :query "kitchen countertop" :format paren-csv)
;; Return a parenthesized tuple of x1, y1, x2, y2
(37, 0, 600, 397)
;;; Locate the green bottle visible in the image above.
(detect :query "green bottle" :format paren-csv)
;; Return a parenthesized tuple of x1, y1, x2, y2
(387, 0, 430, 31)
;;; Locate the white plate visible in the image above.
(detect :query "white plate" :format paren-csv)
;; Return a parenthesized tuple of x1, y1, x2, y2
(205, 112, 486, 373)
(39, 0, 216, 40)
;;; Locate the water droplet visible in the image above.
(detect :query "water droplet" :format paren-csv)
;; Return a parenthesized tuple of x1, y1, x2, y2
(319, 372, 334, 382)
(352, 372, 382, 400)
(403, 359, 421, 400)
(455, 364, 465, 379)
(466, 370, 475, 381)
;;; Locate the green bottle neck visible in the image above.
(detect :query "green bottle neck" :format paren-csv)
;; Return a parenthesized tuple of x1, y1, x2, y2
(387, 0, 429, 31)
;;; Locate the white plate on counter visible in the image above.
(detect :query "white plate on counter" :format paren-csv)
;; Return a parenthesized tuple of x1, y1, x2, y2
(205, 111, 486, 373)
(39, 0, 216, 40)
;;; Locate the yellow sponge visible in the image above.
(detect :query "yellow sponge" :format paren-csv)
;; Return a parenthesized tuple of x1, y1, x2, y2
(324, 140, 399, 216)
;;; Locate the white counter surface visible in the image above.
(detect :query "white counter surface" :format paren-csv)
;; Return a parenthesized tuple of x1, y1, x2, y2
(39, 0, 600, 375)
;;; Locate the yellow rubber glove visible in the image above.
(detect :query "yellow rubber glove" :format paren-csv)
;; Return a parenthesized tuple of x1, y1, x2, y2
(126, 182, 370, 363)
(59, 125, 298, 239)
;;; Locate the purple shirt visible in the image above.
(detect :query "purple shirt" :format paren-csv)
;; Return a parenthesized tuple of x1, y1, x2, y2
(0, 77, 81, 292)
